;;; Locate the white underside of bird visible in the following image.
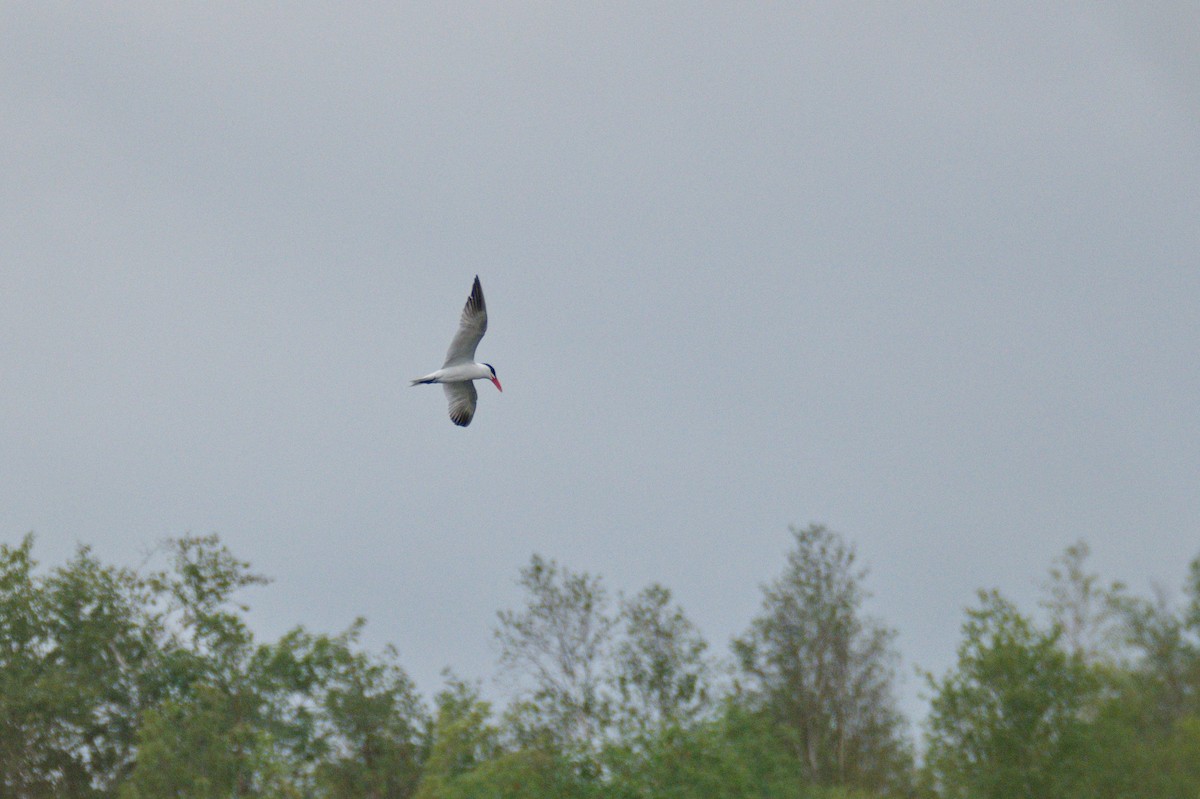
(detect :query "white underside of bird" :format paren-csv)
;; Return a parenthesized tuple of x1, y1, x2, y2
(411, 276, 501, 427)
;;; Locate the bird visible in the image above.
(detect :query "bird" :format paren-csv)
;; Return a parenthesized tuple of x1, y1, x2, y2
(411, 276, 502, 426)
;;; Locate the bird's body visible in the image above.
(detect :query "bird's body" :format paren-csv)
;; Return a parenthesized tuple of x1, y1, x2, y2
(410, 362, 496, 385)
(411, 276, 501, 426)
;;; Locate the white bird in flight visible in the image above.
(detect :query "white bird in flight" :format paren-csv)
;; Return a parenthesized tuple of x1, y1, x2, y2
(411, 276, 502, 426)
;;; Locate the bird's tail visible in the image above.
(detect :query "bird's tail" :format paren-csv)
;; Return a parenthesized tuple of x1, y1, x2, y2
(410, 376, 438, 386)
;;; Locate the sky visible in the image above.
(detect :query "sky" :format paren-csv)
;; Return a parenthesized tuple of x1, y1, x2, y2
(3, 3, 1198, 727)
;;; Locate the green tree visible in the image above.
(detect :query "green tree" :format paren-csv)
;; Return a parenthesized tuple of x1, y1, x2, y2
(251, 622, 428, 799)
(417, 677, 588, 799)
(0, 534, 64, 798)
(495, 554, 615, 751)
(41, 544, 162, 794)
(1066, 551, 1200, 799)
(610, 583, 711, 738)
(310, 635, 427, 799)
(0, 536, 163, 798)
(923, 590, 1097, 799)
(144, 534, 269, 695)
(119, 684, 297, 799)
(733, 524, 909, 792)
(601, 698, 896, 799)
(119, 535, 283, 798)
(416, 677, 500, 796)
(0, 532, 432, 798)
(1039, 540, 1126, 664)
(1115, 574, 1200, 730)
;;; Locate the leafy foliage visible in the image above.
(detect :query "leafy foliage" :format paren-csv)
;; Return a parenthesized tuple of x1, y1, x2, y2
(611, 583, 711, 737)
(1, 536, 157, 797)
(923, 590, 1098, 799)
(416, 676, 596, 799)
(4, 528, 1200, 798)
(494, 554, 615, 751)
(733, 525, 910, 792)
(1039, 540, 1127, 664)
(0, 534, 426, 799)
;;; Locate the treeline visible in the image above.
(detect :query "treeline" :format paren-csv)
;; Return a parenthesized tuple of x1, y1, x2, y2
(1, 525, 1199, 798)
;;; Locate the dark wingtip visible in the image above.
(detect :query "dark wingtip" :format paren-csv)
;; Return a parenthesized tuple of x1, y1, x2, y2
(466, 276, 485, 314)
(449, 403, 474, 426)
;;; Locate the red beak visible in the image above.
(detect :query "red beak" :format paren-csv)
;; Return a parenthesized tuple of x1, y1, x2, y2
(491, 377, 503, 392)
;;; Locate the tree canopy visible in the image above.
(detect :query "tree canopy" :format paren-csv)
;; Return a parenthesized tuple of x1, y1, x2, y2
(2, 528, 1199, 798)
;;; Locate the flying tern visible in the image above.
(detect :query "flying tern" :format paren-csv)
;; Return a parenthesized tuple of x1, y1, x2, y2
(411, 276, 502, 426)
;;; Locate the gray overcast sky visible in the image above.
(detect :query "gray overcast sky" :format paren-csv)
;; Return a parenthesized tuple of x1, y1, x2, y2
(3, 3, 1198, 724)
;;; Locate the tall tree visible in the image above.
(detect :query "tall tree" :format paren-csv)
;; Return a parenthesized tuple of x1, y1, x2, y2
(41, 544, 161, 794)
(121, 536, 281, 799)
(610, 583, 711, 737)
(0, 534, 63, 798)
(601, 700, 813, 799)
(1039, 540, 1126, 664)
(416, 675, 592, 799)
(416, 677, 501, 797)
(732, 524, 909, 792)
(1114, 555, 1200, 729)
(1074, 551, 1200, 798)
(0, 536, 162, 798)
(309, 635, 427, 799)
(119, 684, 293, 799)
(495, 555, 615, 751)
(145, 533, 269, 694)
(923, 590, 1097, 799)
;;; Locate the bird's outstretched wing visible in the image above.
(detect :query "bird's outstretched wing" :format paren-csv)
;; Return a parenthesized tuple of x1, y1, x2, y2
(443, 276, 488, 367)
(443, 381, 478, 427)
